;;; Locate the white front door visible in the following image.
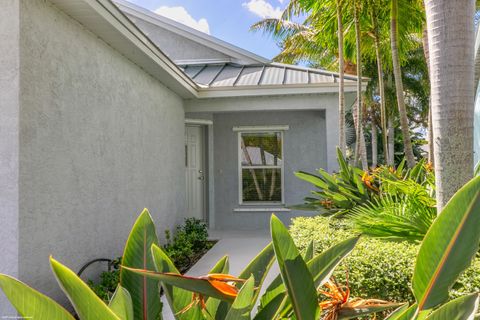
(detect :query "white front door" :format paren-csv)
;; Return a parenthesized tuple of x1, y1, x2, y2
(185, 125, 206, 220)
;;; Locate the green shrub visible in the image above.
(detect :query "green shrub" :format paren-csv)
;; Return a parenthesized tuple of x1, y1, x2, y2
(163, 218, 213, 273)
(290, 216, 480, 303)
(86, 258, 121, 303)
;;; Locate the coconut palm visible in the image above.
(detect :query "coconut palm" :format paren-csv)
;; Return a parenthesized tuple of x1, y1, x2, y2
(424, 0, 476, 209)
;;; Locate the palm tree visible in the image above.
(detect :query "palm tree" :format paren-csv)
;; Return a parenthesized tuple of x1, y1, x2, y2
(352, 0, 369, 170)
(390, 0, 417, 168)
(337, 0, 347, 153)
(424, 0, 476, 210)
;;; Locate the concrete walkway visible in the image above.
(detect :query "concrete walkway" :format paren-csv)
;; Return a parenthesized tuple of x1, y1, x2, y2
(162, 229, 279, 319)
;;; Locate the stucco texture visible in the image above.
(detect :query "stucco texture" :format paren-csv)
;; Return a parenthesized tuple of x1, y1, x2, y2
(10, 0, 185, 305)
(212, 110, 326, 230)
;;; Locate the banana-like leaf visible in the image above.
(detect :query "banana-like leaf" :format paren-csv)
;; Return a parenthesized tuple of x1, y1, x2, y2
(337, 302, 403, 319)
(295, 171, 328, 189)
(122, 267, 236, 302)
(204, 256, 230, 318)
(0, 274, 74, 320)
(150, 244, 201, 320)
(304, 240, 315, 261)
(309, 236, 359, 287)
(337, 147, 352, 182)
(413, 176, 480, 311)
(109, 285, 134, 320)
(270, 215, 319, 320)
(257, 236, 359, 319)
(426, 293, 480, 320)
(384, 303, 409, 320)
(50, 257, 120, 320)
(225, 276, 255, 320)
(238, 243, 275, 302)
(120, 209, 161, 320)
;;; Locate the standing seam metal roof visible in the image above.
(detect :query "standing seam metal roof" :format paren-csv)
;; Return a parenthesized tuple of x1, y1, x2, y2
(180, 62, 358, 88)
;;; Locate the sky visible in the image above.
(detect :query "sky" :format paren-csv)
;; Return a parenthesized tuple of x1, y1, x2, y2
(125, 0, 287, 60)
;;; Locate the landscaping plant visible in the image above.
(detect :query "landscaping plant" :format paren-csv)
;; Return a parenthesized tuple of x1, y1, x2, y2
(295, 147, 436, 242)
(0, 175, 479, 319)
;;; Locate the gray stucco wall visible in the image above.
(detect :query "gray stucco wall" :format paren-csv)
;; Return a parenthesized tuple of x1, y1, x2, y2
(211, 111, 326, 230)
(126, 13, 231, 62)
(0, 0, 20, 315)
(1, 0, 186, 307)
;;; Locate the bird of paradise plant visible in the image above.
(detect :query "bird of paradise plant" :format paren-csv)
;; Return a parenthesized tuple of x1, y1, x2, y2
(0, 175, 479, 320)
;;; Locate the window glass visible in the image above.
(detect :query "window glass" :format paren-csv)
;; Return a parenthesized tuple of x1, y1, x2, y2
(239, 131, 283, 203)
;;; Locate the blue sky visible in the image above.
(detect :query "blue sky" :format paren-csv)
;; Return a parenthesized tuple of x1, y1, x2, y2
(126, 0, 287, 60)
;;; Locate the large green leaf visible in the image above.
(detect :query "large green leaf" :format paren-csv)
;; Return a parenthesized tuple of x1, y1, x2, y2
(238, 243, 275, 302)
(257, 236, 358, 319)
(309, 236, 359, 287)
(295, 171, 328, 189)
(0, 274, 75, 320)
(426, 293, 479, 320)
(337, 302, 403, 319)
(150, 244, 202, 320)
(413, 176, 480, 311)
(109, 285, 134, 320)
(50, 257, 120, 320)
(120, 209, 161, 320)
(204, 256, 230, 319)
(270, 215, 319, 320)
(304, 240, 315, 262)
(225, 276, 255, 320)
(384, 303, 409, 320)
(122, 267, 236, 302)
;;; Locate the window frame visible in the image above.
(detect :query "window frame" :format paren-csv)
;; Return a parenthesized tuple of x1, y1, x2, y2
(237, 129, 285, 205)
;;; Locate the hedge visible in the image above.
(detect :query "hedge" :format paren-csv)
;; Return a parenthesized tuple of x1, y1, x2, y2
(290, 216, 480, 303)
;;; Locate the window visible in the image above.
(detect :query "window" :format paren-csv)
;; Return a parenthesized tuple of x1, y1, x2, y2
(238, 130, 284, 204)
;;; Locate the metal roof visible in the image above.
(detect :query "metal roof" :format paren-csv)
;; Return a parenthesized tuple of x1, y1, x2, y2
(180, 62, 358, 88)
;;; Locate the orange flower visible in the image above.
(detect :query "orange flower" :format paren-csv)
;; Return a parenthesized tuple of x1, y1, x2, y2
(424, 162, 433, 172)
(362, 171, 379, 192)
(320, 199, 334, 209)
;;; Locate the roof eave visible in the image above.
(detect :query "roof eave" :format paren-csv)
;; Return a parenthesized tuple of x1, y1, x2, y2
(196, 82, 367, 99)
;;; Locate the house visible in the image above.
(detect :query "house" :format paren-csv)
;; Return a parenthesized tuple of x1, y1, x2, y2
(0, 0, 362, 311)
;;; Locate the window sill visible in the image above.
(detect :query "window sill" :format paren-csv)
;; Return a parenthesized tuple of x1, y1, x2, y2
(233, 207, 291, 213)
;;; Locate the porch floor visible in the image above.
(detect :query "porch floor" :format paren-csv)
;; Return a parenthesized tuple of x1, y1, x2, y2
(162, 229, 279, 319)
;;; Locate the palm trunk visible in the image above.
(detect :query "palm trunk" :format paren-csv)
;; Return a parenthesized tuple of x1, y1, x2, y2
(424, 0, 475, 210)
(373, 23, 389, 165)
(388, 117, 395, 166)
(371, 116, 378, 168)
(337, 1, 346, 154)
(353, 0, 368, 170)
(422, 24, 435, 165)
(391, 0, 416, 168)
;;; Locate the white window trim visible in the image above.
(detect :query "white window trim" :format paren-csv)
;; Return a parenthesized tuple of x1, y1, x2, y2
(237, 130, 285, 205)
(233, 125, 289, 132)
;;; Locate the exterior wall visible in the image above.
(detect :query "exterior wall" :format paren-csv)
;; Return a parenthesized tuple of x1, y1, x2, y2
(12, 0, 185, 305)
(475, 81, 480, 168)
(0, 0, 20, 315)
(189, 110, 327, 230)
(126, 13, 231, 62)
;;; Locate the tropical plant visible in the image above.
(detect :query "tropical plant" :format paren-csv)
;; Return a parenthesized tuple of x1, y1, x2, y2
(294, 147, 435, 236)
(1, 176, 479, 319)
(0, 211, 400, 319)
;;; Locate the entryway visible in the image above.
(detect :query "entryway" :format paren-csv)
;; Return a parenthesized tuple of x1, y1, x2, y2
(185, 124, 207, 221)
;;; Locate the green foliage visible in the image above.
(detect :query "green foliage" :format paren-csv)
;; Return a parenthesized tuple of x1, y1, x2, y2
(163, 218, 213, 273)
(87, 259, 121, 302)
(296, 149, 436, 242)
(1, 177, 479, 319)
(291, 216, 418, 303)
